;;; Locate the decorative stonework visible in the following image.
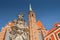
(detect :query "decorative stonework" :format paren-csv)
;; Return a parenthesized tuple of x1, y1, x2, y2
(6, 14, 29, 40)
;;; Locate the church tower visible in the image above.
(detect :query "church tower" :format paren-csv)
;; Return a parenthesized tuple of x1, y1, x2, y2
(28, 4, 36, 25)
(28, 4, 40, 40)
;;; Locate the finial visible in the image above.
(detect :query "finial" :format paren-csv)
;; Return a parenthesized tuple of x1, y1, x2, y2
(29, 3, 32, 11)
(18, 13, 24, 19)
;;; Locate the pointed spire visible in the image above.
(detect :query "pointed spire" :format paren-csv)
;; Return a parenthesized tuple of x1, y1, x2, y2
(29, 3, 32, 11)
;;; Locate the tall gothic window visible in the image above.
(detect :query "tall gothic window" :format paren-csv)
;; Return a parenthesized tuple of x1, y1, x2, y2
(32, 14, 33, 16)
(49, 38, 51, 40)
(48, 37, 51, 40)
(58, 33, 60, 39)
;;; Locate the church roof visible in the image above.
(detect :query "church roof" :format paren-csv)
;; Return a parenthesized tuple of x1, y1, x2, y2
(36, 20, 44, 29)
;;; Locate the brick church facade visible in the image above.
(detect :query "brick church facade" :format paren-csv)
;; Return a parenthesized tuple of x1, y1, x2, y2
(0, 4, 60, 40)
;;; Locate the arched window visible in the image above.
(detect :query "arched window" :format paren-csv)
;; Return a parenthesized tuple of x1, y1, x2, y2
(49, 38, 51, 40)
(32, 14, 34, 17)
(58, 33, 60, 39)
(48, 37, 51, 40)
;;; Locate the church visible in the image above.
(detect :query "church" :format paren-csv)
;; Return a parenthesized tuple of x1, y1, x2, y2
(0, 4, 60, 40)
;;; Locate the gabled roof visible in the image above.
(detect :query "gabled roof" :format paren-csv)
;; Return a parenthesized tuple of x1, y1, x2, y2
(36, 20, 44, 29)
(47, 27, 56, 35)
(46, 23, 60, 35)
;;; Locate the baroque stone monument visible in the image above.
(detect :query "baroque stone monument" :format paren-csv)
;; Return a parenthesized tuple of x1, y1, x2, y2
(5, 13, 29, 40)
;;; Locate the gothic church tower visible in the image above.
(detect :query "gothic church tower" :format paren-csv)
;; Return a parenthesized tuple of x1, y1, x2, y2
(28, 4, 40, 40)
(28, 4, 36, 26)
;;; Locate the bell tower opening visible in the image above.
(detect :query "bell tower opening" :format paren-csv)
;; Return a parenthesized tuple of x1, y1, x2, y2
(32, 14, 33, 16)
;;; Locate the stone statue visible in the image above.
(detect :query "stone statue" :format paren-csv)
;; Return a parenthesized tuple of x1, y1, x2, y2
(5, 14, 29, 40)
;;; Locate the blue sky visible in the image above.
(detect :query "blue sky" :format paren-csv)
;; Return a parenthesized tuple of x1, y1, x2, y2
(0, 0, 60, 31)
